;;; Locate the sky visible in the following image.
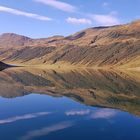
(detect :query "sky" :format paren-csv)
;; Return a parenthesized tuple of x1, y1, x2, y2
(0, 0, 140, 38)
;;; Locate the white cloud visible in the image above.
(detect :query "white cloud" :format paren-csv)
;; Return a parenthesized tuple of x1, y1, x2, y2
(89, 13, 120, 26)
(20, 121, 74, 140)
(66, 109, 91, 116)
(66, 17, 92, 25)
(0, 112, 50, 124)
(35, 0, 77, 13)
(102, 2, 109, 7)
(91, 109, 117, 119)
(0, 5, 52, 21)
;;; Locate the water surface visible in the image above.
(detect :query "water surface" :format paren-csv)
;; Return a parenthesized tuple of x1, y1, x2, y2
(0, 67, 140, 140)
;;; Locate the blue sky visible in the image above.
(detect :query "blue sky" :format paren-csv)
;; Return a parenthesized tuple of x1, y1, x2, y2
(0, 0, 139, 38)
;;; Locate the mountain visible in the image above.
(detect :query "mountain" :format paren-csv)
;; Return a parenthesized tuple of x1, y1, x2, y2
(0, 33, 32, 48)
(0, 20, 140, 68)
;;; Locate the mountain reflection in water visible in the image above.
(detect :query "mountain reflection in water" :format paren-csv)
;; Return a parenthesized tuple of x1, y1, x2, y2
(0, 67, 140, 116)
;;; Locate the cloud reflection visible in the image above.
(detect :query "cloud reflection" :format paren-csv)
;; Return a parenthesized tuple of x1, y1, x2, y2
(20, 121, 74, 140)
(0, 112, 50, 124)
(91, 109, 117, 119)
(65, 109, 91, 116)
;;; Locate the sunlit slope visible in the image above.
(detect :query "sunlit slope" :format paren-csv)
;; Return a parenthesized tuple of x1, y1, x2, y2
(0, 20, 140, 68)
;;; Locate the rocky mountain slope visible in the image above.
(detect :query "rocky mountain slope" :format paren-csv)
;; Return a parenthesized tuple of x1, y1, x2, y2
(0, 33, 32, 48)
(0, 20, 140, 68)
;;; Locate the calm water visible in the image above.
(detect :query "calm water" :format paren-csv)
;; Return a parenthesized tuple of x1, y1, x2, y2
(0, 67, 140, 140)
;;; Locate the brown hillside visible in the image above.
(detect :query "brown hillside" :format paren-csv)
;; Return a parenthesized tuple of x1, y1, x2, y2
(0, 20, 140, 68)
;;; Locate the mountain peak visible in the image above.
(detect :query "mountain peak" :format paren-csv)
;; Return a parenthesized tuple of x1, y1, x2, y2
(0, 33, 32, 48)
(0, 33, 31, 39)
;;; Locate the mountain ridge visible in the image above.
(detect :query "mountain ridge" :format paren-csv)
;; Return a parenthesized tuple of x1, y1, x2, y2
(0, 19, 140, 68)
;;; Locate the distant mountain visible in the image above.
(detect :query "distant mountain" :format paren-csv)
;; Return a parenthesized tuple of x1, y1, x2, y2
(0, 33, 32, 48)
(0, 20, 140, 68)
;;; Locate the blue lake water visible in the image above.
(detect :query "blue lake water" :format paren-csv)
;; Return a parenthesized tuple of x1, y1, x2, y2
(0, 68, 140, 140)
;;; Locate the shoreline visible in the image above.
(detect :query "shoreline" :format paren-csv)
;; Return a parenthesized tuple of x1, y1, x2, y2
(4, 62, 140, 72)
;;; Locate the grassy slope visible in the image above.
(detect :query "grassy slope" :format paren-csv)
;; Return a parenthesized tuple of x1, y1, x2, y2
(0, 20, 140, 68)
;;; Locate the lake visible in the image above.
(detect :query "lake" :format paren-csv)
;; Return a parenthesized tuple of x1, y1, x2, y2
(0, 67, 140, 140)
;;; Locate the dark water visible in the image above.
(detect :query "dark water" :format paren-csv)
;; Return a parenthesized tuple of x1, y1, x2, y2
(0, 67, 140, 140)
